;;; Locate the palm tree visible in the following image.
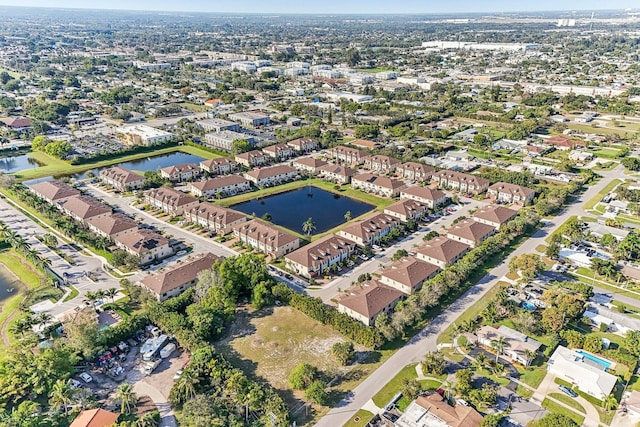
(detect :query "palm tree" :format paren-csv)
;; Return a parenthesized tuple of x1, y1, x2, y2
(84, 291, 97, 307)
(25, 248, 40, 264)
(344, 211, 352, 222)
(35, 313, 53, 331)
(524, 350, 536, 367)
(33, 255, 52, 272)
(473, 352, 487, 370)
(491, 336, 508, 363)
(302, 217, 316, 237)
(95, 289, 106, 303)
(115, 383, 137, 415)
(604, 393, 618, 412)
(49, 379, 76, 415)
(135, 412, 160, 427)
(106, 287, 118, 303)
(441, 380, 455, 402)
(170, 369, 199, 404)
(0, 222, 12, 242)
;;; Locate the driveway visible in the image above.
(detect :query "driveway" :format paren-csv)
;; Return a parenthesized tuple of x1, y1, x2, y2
(533, 372, 601, 427)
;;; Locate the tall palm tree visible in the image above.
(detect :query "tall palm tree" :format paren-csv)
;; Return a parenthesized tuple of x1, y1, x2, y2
(344, 211, 352, 222)
(106, 287, 118, 303)
(25, 248, 40, 264)
(33, 255, 52, 272)
(302, 217, 316, 237)
(95, 289, 106, 303)
(604, 393, 618, 412)
(49, 379, 76, 415)
(0, 222, 12, 242)
(135, 412, 160, 427)
(115, 383, 137, 415)
(491, 336, 509, 363)
(524, 350, 537, 367)
(170, 369, 199, 404)
(35, 313, 53, 331)
(84, 291, 97, 307)
(441, 380, 455, 402)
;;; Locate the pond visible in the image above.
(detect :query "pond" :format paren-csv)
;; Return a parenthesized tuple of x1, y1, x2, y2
(0, 262, 24, 304)
(69, 152, 205, 180)
(232, 186, 375, 235)
(0, 154, 43, 174)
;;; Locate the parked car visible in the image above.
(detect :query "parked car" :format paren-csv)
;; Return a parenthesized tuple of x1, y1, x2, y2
(79, 372, 93, 383)
(456, 398, 469, 406)
(559, 385, 578, 398)
(173, 369, 183, 380)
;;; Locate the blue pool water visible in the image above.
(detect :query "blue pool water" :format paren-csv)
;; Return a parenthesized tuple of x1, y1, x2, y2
(521, 301, 536, 311)
(576, 350, 612, 370)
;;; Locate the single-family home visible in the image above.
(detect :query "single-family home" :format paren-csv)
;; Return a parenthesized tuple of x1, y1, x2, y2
(472, 205, 518, 229)
(545, 135, 585, 151)
(487, 182, 535, 205)
(416, 237, 470, 268)
(337, 280, 404, 326)
(384, 199, 429, 222)
(547, 346, 617, 400)
(446, 219, 496, 248)
(569, 150, 594, 163)
(188, 175, 252, 198)
(139, 252, 221, 301)
(144, 187, 200, 216)
(1, 116, 31, 130)
(287, 137, 318, 153)
(262, 143, 294, 160)
(292, 157, 328, 175)
(318, 163, 357, 184)
(400, 186, 448, 209)
(338, 213, 401, 246)
(379, 257, 441, 294)
(244, 165, 298, 187)
(235, 150, 269, 167)
(70, 408, 120, 427)
(233, 219, 300, 257)
(395, 393, 484, 427)
(55, 195, 112, 225)
(184, 202, 246, 235)
(99, 167, 145, 191)
(86, 213, 139, 240)
(114, 229, 173, 265)
(363, 155, 401, 172)
(285, 234, 357, 278)
(431, 171, 489, 195)
(396, 162, 436, 182)
(475, 325, 541, 366)
(29, 180, 80, 204)
(159, 163, 201, 182)
(328, 145, 369, 165)
(199, 158, 238, 175)
(351, 173, 406, 198)
(521, 145, 548, 157)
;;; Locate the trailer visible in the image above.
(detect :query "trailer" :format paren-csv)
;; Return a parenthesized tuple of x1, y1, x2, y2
(141, 334, 168, 361)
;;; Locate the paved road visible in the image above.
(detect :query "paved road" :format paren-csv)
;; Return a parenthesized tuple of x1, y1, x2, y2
(315, 166, 625, 427)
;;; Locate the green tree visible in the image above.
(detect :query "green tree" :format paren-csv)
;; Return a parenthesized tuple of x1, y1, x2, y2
(583, 335, 604, 353)
(43, 140, 72, 158)
(530, 413, 578, 427)
(422, 351, 447, 376)
(392, 249, 408, 261)
(455, 368, 473, 396)
(622, 330, 640, 357)
(603, 393, 618, 412)
(63, 310, 103, 359)
(508, 253, 543, 280)
(302, 217, 316, 237)
(115, 383, 137, 414)
(170, 369, 199, 404)
(331, 341, 355, 366)
(48, 379, 76, 415)
(305, 380, 328, 405)
(344, 211, 352, 222)
(231, 138, 253, 155)
(400, 379, 421, 401)
(560, 330, 585, 348)
(31, 135, 51, 151)
(490, 336, 508, 362)
(288, 363, 317, 390)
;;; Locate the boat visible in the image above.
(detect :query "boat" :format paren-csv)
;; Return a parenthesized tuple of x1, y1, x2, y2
(7, 288, 14, 293)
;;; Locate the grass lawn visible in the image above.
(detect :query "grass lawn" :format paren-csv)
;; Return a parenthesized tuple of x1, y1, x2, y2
(517, 366, 548, 389)
(372, 363, 419, 408)
(342, 409, 374, 427)
(592, 161, 618, 171)
(548, 392, 585, 413)
(63, 286, 79, 302)
(571, 268, 640, 303)
(583, 179, 622, 211)
(395, 379, 442, 411)
(591, 147, 624, 159)
(541, 398, 585, 426)
(535, 244, 547, 254)
(475, 367, 511, 387)
(215, 306, 393, 426)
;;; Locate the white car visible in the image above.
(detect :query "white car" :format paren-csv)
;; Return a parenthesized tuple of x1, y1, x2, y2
(79, 372, 93, 383)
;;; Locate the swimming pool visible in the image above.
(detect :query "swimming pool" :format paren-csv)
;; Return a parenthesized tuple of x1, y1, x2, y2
(576, 350, 612, 370)
(521, 301, 536, 311)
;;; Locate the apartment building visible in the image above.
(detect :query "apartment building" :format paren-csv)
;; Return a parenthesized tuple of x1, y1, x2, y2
(99, 167, 145, 191)
(184, 202, 247, 235)
(244, 165, 298, 187)
(351, 173, 406, 198)
(188, 175, 252, 198)
(144, 187, 199, 216)
(285, 234, 357, 278)
(233, 219, 300, 257)
(228, 111, 271, 128)
(400, 186, 448, 209)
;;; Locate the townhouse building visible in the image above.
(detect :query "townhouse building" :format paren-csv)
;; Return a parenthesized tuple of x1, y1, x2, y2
(416, 236, 470, 268)
(188, 175, 252, 198)
(285, 234, 357, 278)
(446, 219, 496, 248)
(144, 187, 200, 216)
(233, 219, 300, 257)
(199, 158, 238, 175)
(184, 202, 247, 235)
(99, 167, 145, 191)
(431, 170, 490, 195)
(235, 150, 269, 167)
(244, 165, 298, 187)
(397, 162, 436, 182)
(318, 163, 357, 184)
(159, 163, 201, 182)
(378, 256, 441, 295)
(338, 213, 401, 246)
(114, 229, 173, 265)
(400, 186, 448, 209)
(487, 182, 535, 205)
(351, 173, 406, 198)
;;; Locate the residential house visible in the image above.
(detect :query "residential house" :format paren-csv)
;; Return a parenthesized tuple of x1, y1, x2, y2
(228, 111, 271, 128)
(244, 165, 298, 187)
(197, 118, 240, 132)
(233, 219, 300, 257)
(285, 234, 357, 278)
(159, 163, 201, 182)
(144, 187, 199, 216)
(384, 199, 429, 222)
(338, 213, 401, 246)
(328, 145, 369, 165)
(29, 180, 80, 204)
(70, 409, 120, 427)
(475, 325, 541, 366)
(395, 393, 484, 427)
(569, 150, 594, 163)
(188, 175, 252, 198)
(292, 157, 328, 175)
(262, 143, 294, 160)
(205, 131, 255, 151)
(140, 252, 221, 301)
(545, 135, 585, 151)
(235, 150, 269, 167)
(472, 205, 518, 229)
(547, 346, 617, 400)
(55, 195, 112, 225)
(318, 163, 357, 184)
(363, 155, 401, 172)
(487, 182, 535, 205)
(349, 139, 382, 150)
(397, 162, 436, 182)
(1, 116, 31, 130)
(446, 219, 496, 248)
(521, 145, 548, 157)
(416, 237, 470, 268)
(99, 167, 145, 191)
(287, 137, 318, 153)
(379, 257, 441, 294)
(199, 158, 238, 175)
(114, 229, 173, 265)
(86, 213, 138, 240)
(184, 202, 247, 235)
(336, 280, 404, 326)
(431, 171, 489, 195)
(351, 173, 406, 198)
(400, 186, 448, 209)
(587, 223, 629, 242)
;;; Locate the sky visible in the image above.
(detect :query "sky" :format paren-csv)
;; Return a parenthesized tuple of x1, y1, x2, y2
(0, 0, 637, 14)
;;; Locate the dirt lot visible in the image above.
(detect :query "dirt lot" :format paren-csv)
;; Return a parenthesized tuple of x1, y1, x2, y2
(216, 306, 385, 425)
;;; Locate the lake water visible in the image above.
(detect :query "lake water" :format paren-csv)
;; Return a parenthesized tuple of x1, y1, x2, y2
(0, 262, 24, 304)
(0, 154, 42, 174)
(70, 152, 205, 180)
(232, 186, 375, 235)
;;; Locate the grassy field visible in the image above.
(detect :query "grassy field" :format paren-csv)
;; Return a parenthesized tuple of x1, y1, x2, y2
(548, 393, 585, 413)
(590, 147, 624, 159)
(342, 409, 374, 427)
(215, 306, 393, 426)
(13, 145, 223, 181)
(371, 363, 420, 408)
(541, 398, 585, 426)
(568, 123, 636, 137)
(583, 179, 622, 211)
